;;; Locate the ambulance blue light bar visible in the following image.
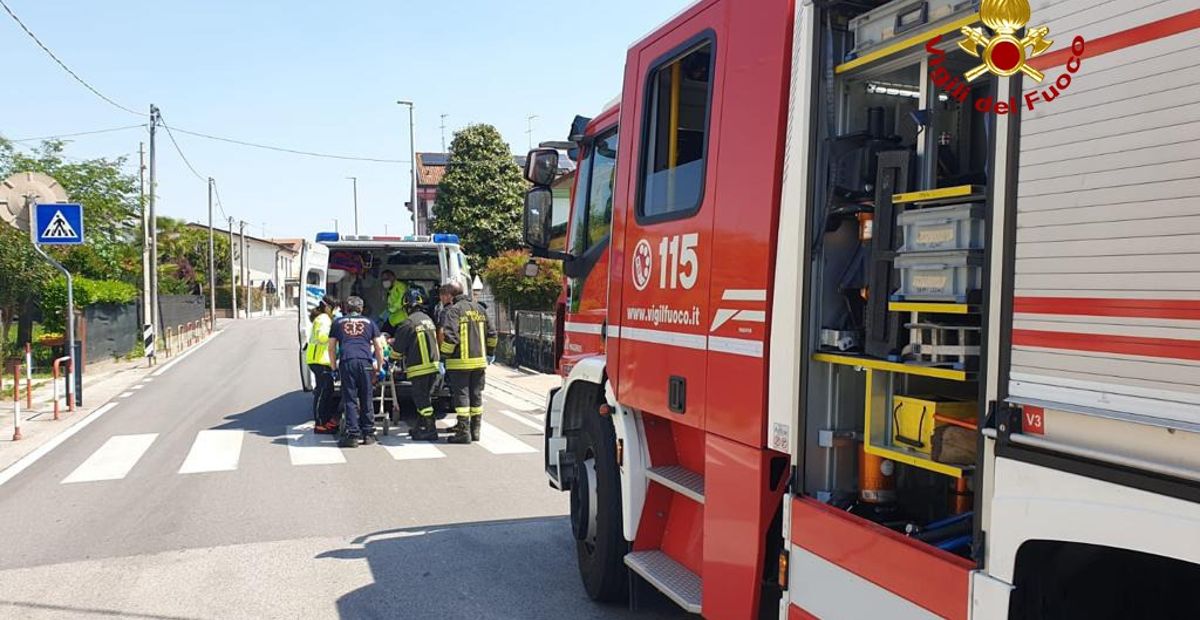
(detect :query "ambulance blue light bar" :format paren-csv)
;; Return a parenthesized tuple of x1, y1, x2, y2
(315, 232, 339, 242)
(433, 233, 459, 244)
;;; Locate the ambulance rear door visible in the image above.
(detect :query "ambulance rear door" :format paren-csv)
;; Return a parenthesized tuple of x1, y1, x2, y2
(298, 240, 329, 391)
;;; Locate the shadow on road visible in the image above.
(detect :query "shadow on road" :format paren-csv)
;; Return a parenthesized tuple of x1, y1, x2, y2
(211, 390, 311, 444)
(317, 516, 688, 620)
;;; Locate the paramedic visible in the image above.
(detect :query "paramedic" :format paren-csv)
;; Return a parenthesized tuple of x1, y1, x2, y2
(390, 289, 440, 441)
(380, 270, 410, 329)
(438, 282, 497, 444)
(329, 296, 386, 448)
(308, 295, 340, 433)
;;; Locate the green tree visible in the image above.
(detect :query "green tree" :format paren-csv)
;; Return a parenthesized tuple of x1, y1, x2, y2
(0, 138, 142, 284)
(433, 124, 526, 272)
(0, 225, 53, 355)
(484, 250, 563, 312)
(155, 217, 231, 295)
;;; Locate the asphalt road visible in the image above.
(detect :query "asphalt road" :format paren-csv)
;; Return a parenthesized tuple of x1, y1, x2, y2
(0, 317, 685, 619)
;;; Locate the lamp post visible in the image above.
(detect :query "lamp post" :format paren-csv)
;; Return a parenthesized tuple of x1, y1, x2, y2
(396, 100, 417, 234)
(345, 176, 359, 236)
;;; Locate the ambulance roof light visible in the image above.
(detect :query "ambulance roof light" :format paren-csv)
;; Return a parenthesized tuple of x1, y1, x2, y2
(433, 233, 459, 244)
(315, 232, 339, 242)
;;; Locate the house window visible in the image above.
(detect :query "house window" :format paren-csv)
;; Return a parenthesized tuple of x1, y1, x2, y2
(639, 39, 713, 221)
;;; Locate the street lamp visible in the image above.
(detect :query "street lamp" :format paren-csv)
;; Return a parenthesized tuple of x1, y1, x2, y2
(397, 100, 417, 235)
(345, 176, 359, 235)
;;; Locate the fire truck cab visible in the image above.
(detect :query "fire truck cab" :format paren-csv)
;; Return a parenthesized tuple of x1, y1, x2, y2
(523, 1, 1200, 618)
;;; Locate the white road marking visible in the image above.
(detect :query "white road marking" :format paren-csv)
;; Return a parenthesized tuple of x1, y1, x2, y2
(178, 430, 244, 474)
(142, 377, 153, 383)
(152, 331, 221, 377)
(0, 403, 119, 488)
(130, 384, 144, 390)
(474, 422, 537, 455)
(379, 434, 446, 460)
(499, 409, 543, 431)
(118, 392, 133, 398)
(62, 433, 158, 484)
(485, 388, 543, 413)
(286, 423, 346, 465)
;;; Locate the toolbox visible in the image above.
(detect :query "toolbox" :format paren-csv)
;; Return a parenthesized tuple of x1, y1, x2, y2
(848, 0, 980, 58)
(893, 250, 983, 302)
(898, 203, 985, 253)
(891, 394, 977, 455)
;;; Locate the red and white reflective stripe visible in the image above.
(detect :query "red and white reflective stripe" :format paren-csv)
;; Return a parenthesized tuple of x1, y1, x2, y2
(563, 322, 604, 336)
(787, 547, 944, 620)
(1030, 8, 1200, 71)
(1013, 296, 1200, 362)
(606, 324, 764, 358)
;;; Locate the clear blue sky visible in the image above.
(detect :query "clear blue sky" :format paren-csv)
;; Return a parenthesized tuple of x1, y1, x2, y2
(0, 0, 689, 239)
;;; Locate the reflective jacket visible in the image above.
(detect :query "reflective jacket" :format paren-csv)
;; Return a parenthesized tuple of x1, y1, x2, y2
(391, 310, 439, 378)
(306, 313, 332, 366)
(385, 282, 410, 327)
(439, 295, 496, 371)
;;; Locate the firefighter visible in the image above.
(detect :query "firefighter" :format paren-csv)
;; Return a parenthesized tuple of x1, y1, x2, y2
(438, 281, 496, 444)
(390, 288, 440, 441)
(329, 296, 387, 448)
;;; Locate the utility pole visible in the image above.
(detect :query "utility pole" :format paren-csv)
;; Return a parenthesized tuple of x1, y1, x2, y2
(239, 221, 249, 317)
(526, 114, 538, 151)
(333, 218, 338, 234)
(345, 176, 359, 236)
(207, 178, 216, 330)
(228, 217, 237, 318)
(148, 105, 161, 355)
(139, 141, 153, 363)
(397, 100, 416, 235)
(440, 113, 448, 153)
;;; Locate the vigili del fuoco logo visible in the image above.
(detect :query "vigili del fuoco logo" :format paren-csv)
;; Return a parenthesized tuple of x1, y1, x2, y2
(926, 0, 1087, 115)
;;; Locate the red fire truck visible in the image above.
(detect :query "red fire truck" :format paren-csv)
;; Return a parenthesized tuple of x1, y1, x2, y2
(521, 1, 1200, 618)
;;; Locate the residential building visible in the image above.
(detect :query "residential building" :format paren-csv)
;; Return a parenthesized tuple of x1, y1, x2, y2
(185, 224, 298, 309)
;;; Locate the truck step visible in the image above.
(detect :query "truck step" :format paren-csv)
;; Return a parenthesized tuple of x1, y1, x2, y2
(625, 550, 702, 614)
(646, 465, 705, 503)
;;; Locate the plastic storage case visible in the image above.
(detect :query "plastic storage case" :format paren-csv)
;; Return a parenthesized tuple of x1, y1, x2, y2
(848, 0, 980, 57)
(898, 203, 985, 253)
(891, 395, 977, 455)
(893, 251, 983, 302)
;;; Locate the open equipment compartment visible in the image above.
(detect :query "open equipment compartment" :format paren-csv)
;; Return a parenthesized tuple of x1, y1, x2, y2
(801, 0, 992, 561)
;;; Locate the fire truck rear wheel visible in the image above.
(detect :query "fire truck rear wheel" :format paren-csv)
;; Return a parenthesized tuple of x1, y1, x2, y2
(571, 389, 626, 603)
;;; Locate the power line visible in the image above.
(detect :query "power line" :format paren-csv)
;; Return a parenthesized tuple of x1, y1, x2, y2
(168, 126, 410, 164)
(0, 0, 144, 117)
(156, 114, 207, 182)
(211, 178, 229, 221)
(6, 124, 146, 143)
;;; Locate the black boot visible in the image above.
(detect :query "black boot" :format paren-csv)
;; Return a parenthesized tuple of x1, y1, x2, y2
(447, 416, 472, 444)
(470, 415, 482, 442)
(410, 416, 438, 441)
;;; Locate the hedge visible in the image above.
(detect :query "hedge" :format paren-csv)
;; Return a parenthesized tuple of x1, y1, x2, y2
(40, 276, 138, 332)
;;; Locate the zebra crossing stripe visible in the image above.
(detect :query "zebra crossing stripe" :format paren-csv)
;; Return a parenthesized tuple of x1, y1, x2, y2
(62, 434, 158, 484)
(286, 423, 346, 465)
(379, 434, 446, 460)
(474, 422, 537, 455)
(179, 430, 244, 474)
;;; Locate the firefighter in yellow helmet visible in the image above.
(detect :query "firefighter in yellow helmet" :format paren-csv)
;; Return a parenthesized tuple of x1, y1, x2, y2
(390, 288, 440, 441)
(438, 281, 497, 444)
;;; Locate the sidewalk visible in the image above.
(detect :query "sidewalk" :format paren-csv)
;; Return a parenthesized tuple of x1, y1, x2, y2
(487, 364, 562, 411)
(0, 323, 225, 477)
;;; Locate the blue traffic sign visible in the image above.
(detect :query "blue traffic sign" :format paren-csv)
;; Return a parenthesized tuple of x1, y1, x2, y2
(34, 203, 84, 245)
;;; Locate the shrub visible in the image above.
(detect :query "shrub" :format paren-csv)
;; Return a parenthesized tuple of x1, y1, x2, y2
(39, 276, 138, 332)
(484, 250, 563, 312)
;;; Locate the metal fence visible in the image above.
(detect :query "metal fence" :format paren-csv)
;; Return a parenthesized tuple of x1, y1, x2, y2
(514, 310, 556, 374)
(83, 303, 139, 363)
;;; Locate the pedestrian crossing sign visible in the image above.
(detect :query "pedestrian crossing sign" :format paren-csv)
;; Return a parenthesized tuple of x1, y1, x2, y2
(34, 203, 84, 245)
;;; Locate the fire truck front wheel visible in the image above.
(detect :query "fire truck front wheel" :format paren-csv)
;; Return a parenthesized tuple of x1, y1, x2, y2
(569, 390, 626, 603)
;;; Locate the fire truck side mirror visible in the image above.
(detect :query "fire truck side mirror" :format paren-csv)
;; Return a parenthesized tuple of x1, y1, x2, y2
(524, 148, 560, 186)
(523, 186, 554, 251)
